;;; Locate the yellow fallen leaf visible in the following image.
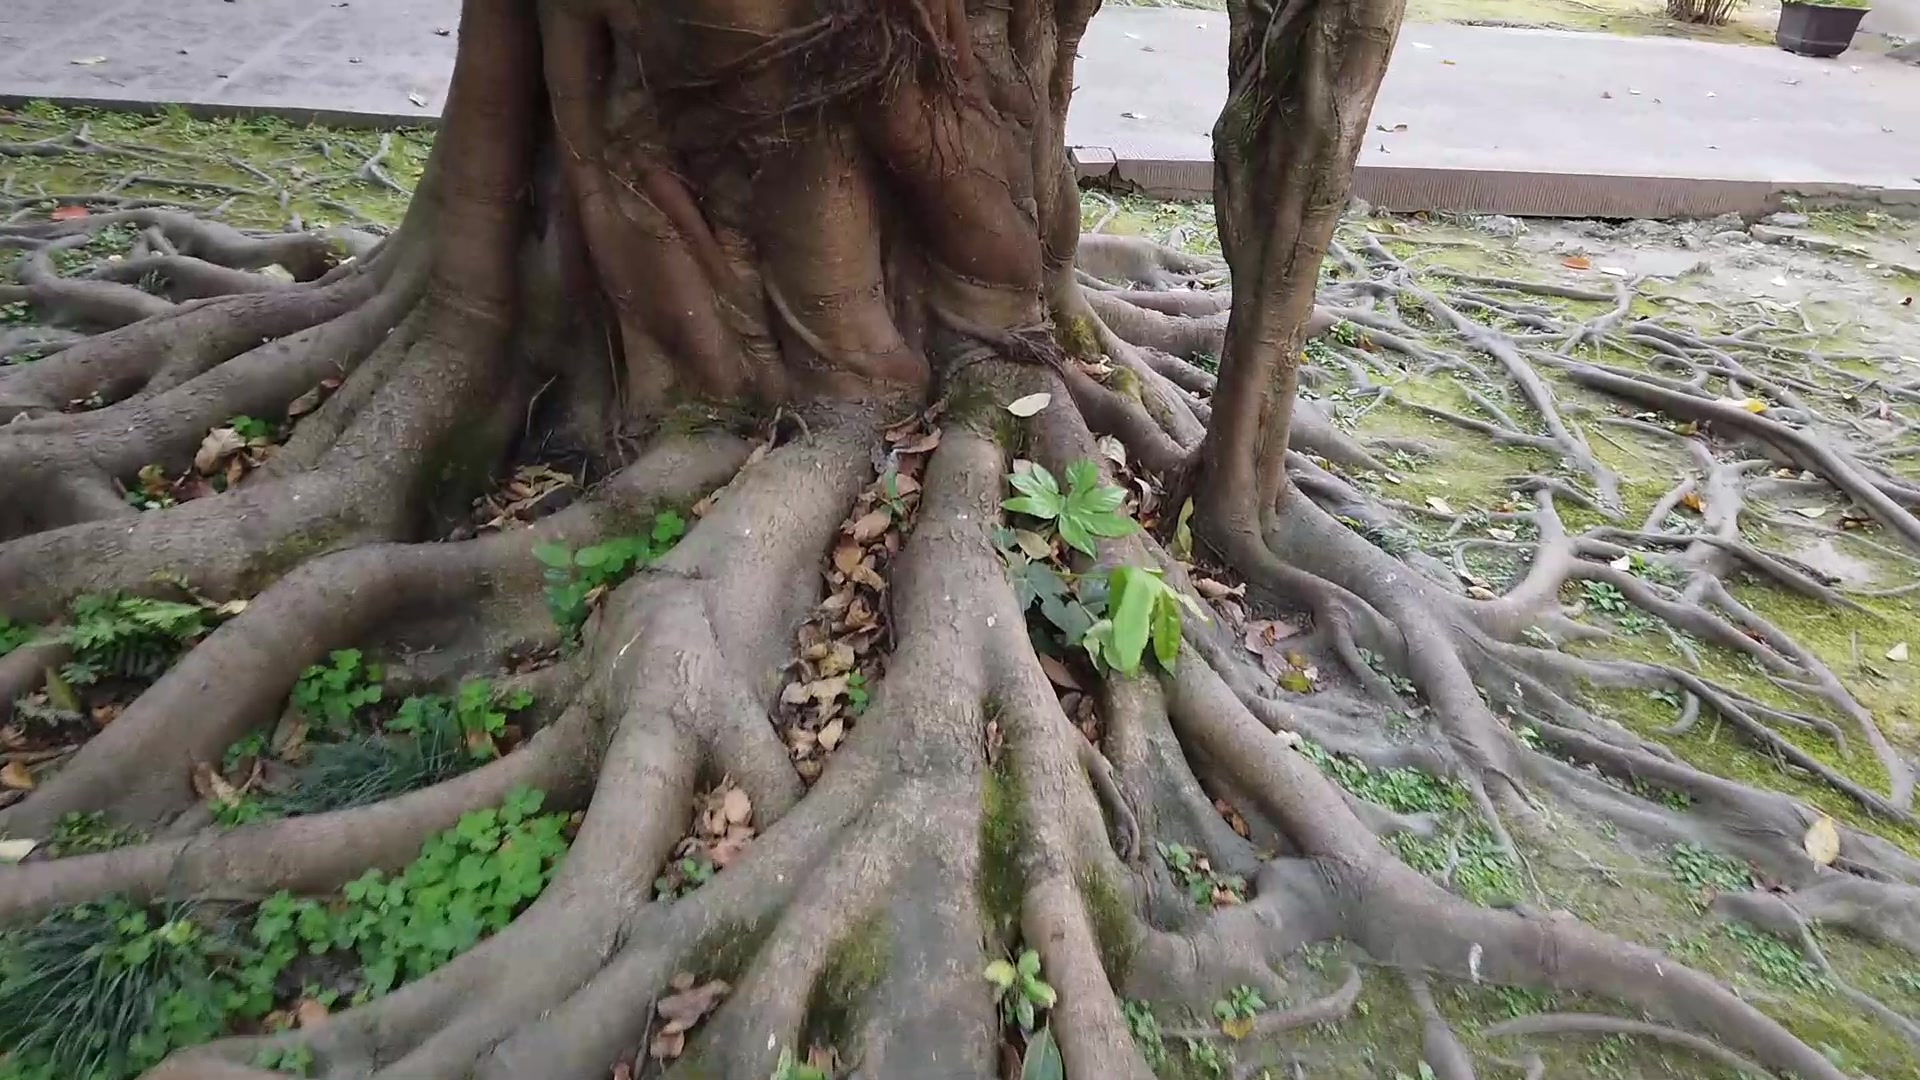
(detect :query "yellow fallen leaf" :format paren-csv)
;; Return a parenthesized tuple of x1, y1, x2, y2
(1803, 814, 1839, 866)
(1562, 256, 1592, 270)
(1, 760, 35, 791)
(1221, 1016, 1254, 1040)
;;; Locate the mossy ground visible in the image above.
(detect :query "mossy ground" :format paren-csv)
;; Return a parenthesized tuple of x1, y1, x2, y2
(1, 101, 424, 233)
(1087, 193, 1920, 1078)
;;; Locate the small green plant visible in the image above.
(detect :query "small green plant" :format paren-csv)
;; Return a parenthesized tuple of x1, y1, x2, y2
(1121, 999, 1166, 1068)
(1491, 985, 1554, 1018)
(226, 415, 277, 442)
(252, 1044, 315, 1076)
(1080, 565, 1205, 676)
(845, 671, 870, 715)
(984, 948, 1057, 1033)
(769, 1048, 830, 1080)
(387, 679, 534, 760)
(58, 595, 208, 685)
(45, 812, 145, 857)
(1328, 320, 1363, 347)
(1357, 647, 1419, 697)
(1723, 921, 1827, 993)
(290, 648, 383, 731)
(253, 787, 567, 1001)
(1668, 842, 1750, 903)
(653, 854, 716, 901)
(222, 732, 269, 772)
(0, 898, 275, 1080)
(1213, 984, 1267, 1023)
(1001, 459, 1137, 557)
(1157, 842, 1247, 908)
(0, 300, 32, 324)
(1615, 611, 1655, 636)
(534, 511, 687, 639)
(1578, 580, 1629, 615)
(0, 617, 32, 658)
(1183, 1037, 1232, 1078)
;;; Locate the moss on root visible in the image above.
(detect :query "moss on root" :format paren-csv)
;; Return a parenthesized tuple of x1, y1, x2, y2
(802, 910, 892, 1053)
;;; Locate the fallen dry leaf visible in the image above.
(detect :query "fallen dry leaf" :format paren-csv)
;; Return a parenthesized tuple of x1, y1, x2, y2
(849, 509, 892, 543)
(1680, 491, 1705, 513)
(1221, 1016, 1254, 1040)
(190, 761, 238, 805)
(194, 427, 247, 475)
(1193, 578, 1245, 601)
(1426, 495, 1454, 514)
(832, 542, 864, 577)
(1887, 641, 1910, 663)
(1037, 653, 1082, 690)
(0, 838, 37, 863)
(893, 429, 942, 455)
(818, 717, 846, 751)
(721, 788, 752, 826)
(1803, 814, 1839, 866)
(654, 979, 729, 1043)
(1012, 529, 1053, 560)
(50, 205, 91, 222)
(1006, 392, 1052, 417)
(1, 760, 35, 792)
(294, 998, 330, 1029)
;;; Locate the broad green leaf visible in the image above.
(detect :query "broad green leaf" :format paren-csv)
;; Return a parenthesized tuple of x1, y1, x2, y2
(1007, 556, 1069, 611)
(1039, 596, 1095, 642)
(984, 959, 1018, 988)
(573, 545, 610, 569)
(1057, 512, 1095, 557)
(1016, 948, 1041, 978)
(1004, 495, 1064, 521)
(532, 543, 573, 569)
(1006, 463, 1064, 516)
(1105, 567, 1160, 674)
(1080, 619, 1115, 668)
(1064, 459, 1101, 495)
(1151, 593, 1181, 670)
(1022, 1024, 1065, 1080)
(1028, 979, 1058, 1008)
(1174, 498, 1195, 559)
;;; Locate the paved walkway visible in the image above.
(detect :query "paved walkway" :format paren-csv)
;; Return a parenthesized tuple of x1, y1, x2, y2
(3, 1, 1919, 218)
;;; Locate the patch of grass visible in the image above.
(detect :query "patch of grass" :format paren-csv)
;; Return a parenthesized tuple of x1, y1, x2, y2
(0, 898, 274, 1080)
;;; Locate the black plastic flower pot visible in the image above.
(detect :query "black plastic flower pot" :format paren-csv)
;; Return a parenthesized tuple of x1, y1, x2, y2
(1775, 1, 1870, 58)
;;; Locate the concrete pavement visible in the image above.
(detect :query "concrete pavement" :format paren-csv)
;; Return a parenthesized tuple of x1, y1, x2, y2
(3, 0, 1919, 218)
